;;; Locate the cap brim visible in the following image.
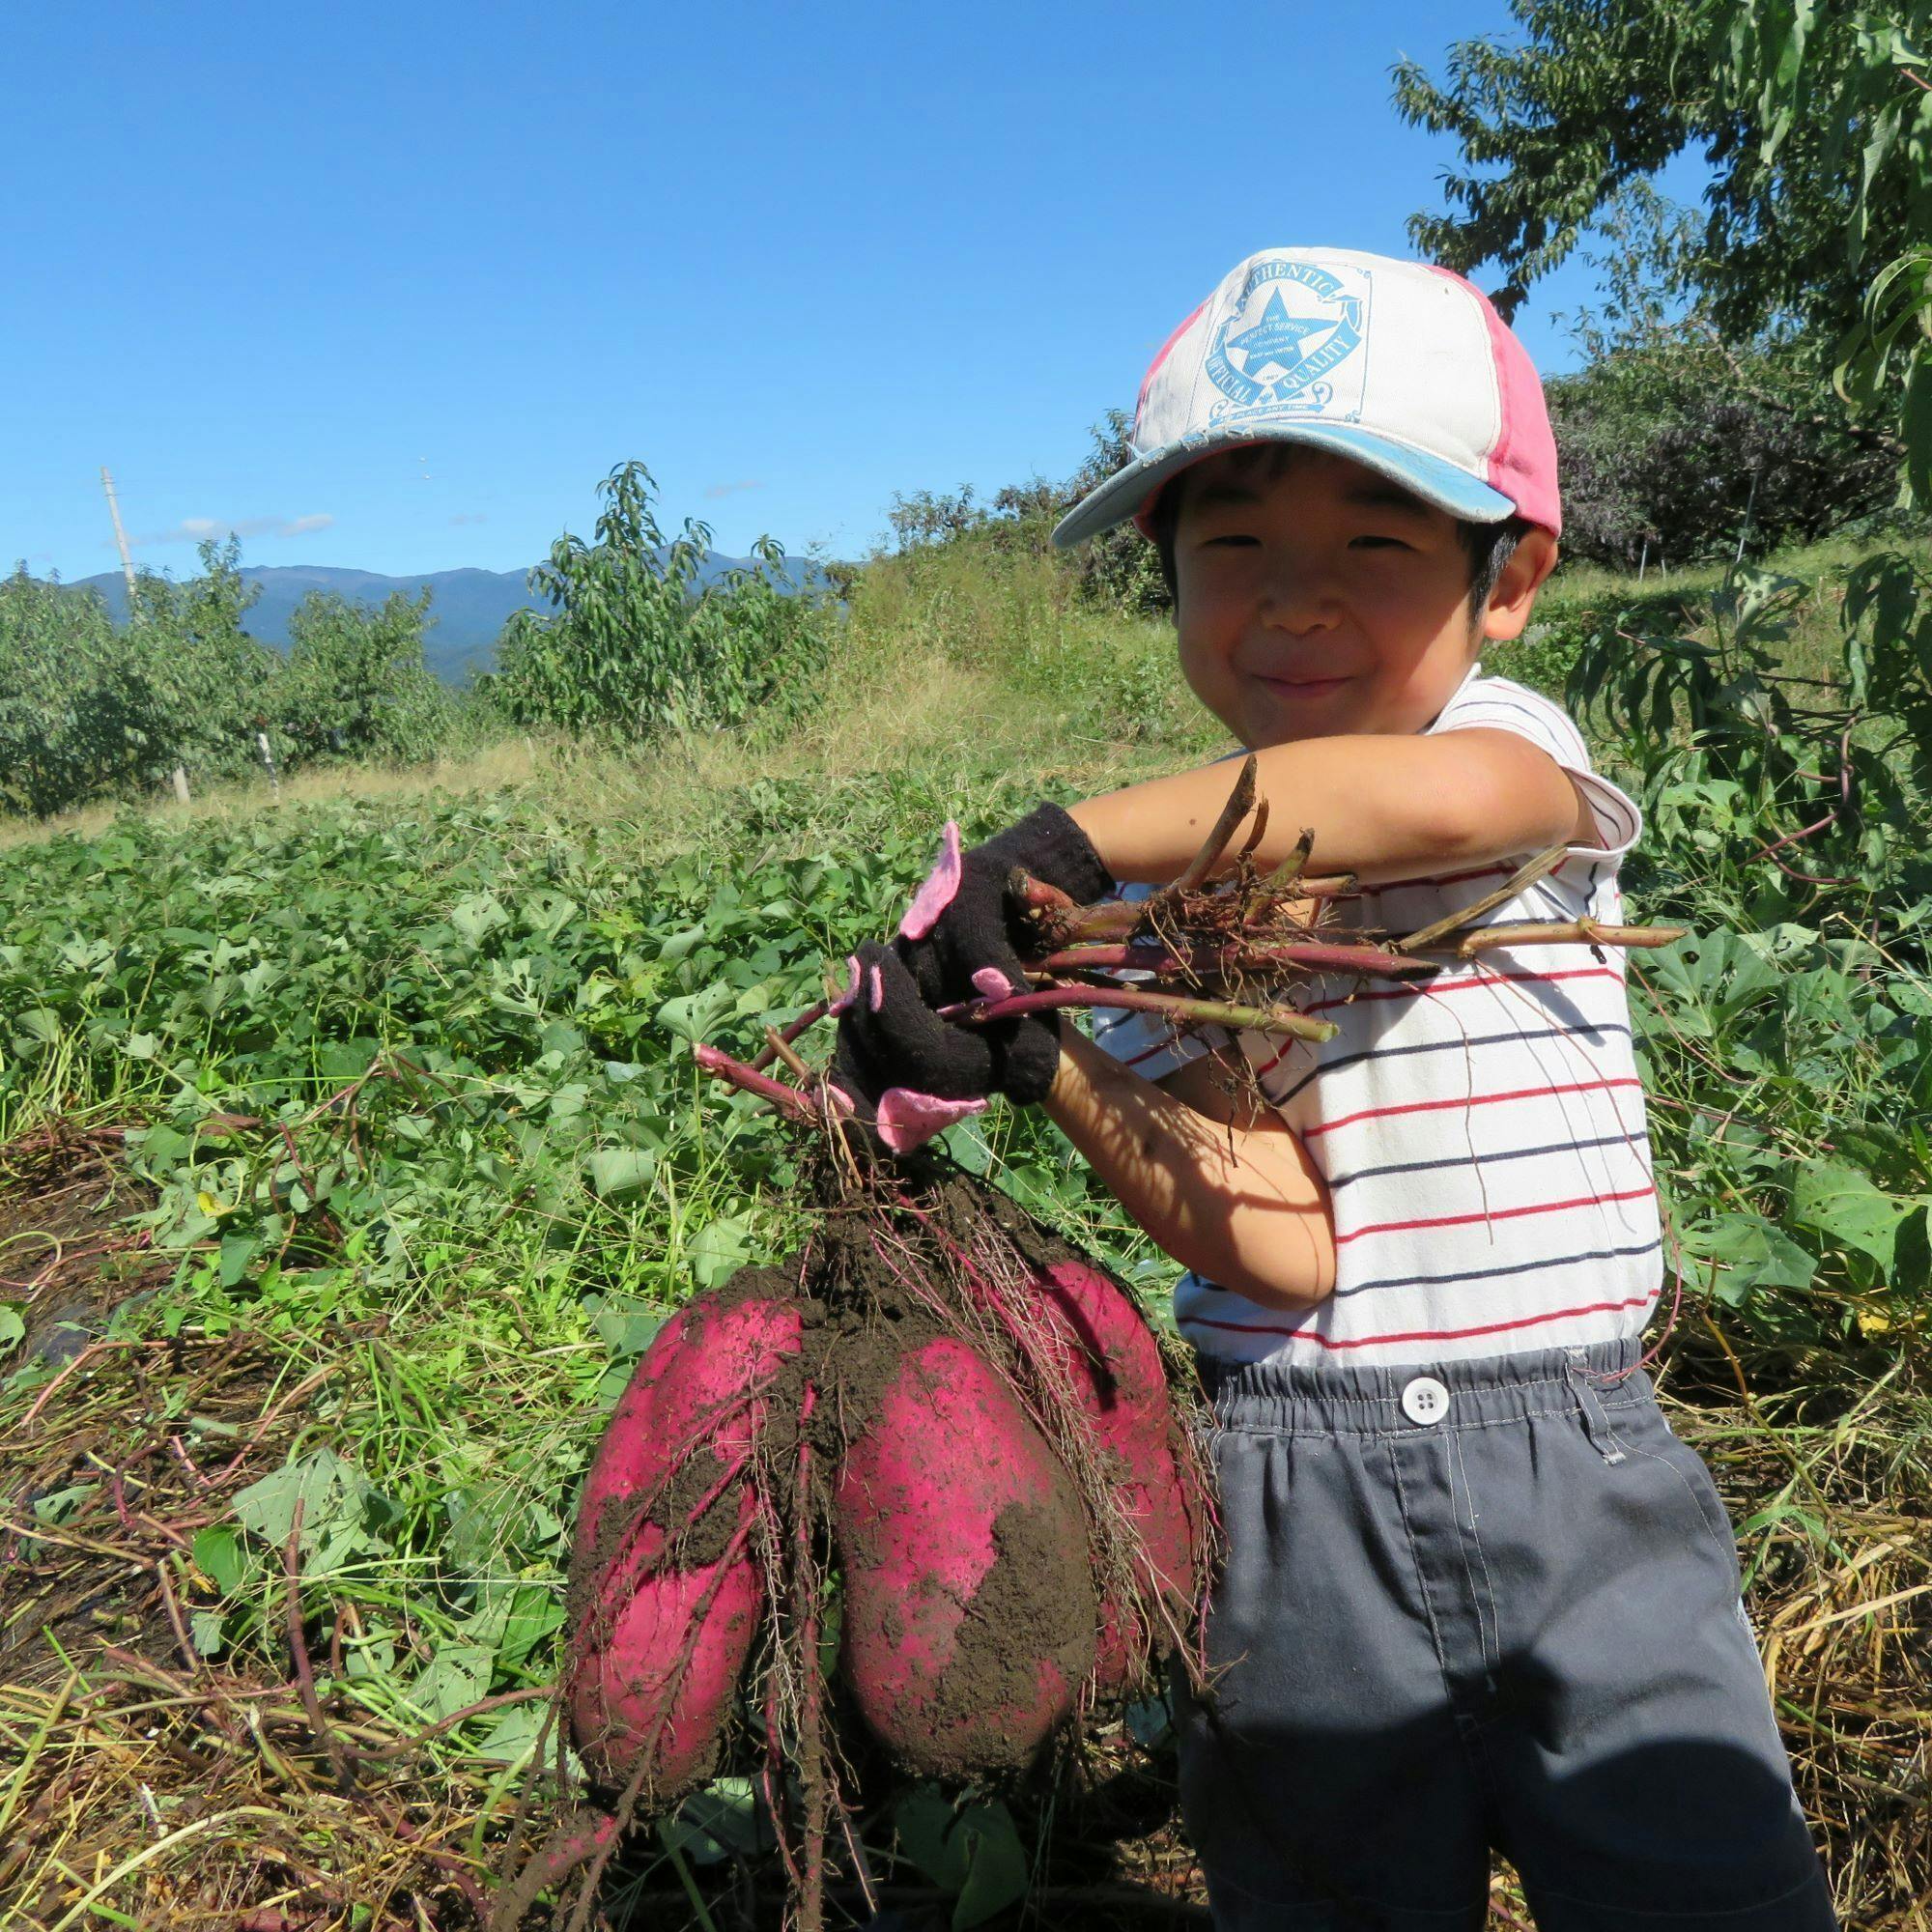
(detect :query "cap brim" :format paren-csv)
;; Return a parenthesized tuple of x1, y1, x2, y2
(1050, 421, 1516, 549)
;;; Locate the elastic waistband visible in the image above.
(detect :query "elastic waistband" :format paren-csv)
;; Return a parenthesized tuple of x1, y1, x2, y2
(1203, 1339, 1652, 1437)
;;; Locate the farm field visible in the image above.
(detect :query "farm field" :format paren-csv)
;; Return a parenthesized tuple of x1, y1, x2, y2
(2, 534, 1928, 1929)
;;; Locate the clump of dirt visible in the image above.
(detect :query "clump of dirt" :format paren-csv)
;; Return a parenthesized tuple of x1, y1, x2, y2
(899, 1496, 1099, 1782)
(0, 1121, 163, 1369)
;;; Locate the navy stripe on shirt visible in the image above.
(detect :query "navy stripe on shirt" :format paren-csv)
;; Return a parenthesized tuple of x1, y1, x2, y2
(1266, 1020, 1631, 1107)
(1323, 1127, 1653, 1191)
(1331, 1236, 1665, 1298)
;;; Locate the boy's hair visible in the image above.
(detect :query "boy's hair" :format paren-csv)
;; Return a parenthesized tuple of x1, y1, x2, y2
(1145, 462, 1533, 625)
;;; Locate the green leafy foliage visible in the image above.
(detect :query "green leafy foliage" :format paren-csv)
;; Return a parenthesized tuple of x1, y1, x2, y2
(885, 411, 1171, 617)
(1547, 318, 1899, 568)
(892, 1787, 1030, 1929)
(488, 461, 833, 741)
(1394, 2, 1925, 352)
(281, 586, 453, 764)
(0, 566, 175, 817)
(0, 539, 456, 817)
(0, 772, 1178, 1776)
(3, 467, 838, 821)
(127, 537, 281, 784)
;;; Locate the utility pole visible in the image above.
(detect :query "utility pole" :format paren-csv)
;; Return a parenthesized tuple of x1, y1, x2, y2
(100, 468, 136, 600)
(101, 467, 191, 805)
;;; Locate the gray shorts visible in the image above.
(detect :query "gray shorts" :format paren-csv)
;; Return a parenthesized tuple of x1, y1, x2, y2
(1177, 1340, 1834, 1931)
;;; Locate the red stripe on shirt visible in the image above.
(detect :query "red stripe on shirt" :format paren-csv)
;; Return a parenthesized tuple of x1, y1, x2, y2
(1252, 966, 1626, 1078)
(1180, 1289, 1662, 1352)
(1301, 1075, 1644, 1141)
(1334, 1182, 1658, 1245)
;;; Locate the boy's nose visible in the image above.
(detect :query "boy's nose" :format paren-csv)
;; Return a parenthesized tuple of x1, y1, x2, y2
(1257, 570, 1343, 636)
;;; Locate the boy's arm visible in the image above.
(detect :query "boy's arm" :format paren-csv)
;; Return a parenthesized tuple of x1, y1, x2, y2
(1068, 729, 1596, 885)
(1044, 1027, 1334, 1310)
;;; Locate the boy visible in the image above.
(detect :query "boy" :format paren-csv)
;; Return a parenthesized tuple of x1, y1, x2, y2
(834, 248, 1833, 1930)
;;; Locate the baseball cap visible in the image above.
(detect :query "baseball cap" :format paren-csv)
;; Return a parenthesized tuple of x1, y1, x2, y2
(1052, 247, 1561, 549)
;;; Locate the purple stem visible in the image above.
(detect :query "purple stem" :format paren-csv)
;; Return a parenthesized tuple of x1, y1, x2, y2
(692, 1043, 826, 1118)
(1037, 939, 1432, 980)
(746, 999, 833, 1073)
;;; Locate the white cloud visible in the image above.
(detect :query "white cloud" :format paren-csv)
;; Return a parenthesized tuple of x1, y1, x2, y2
(449, 511, 488, 526)
(125, 512, 335, 549)
(703, 479, 764, 500)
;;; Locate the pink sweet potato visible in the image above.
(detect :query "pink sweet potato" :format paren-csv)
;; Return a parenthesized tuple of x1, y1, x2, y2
(567, 1281, 805, 1798)
(835, 1333, 1095, 1778)
(1034, 1256, 1201, 1693)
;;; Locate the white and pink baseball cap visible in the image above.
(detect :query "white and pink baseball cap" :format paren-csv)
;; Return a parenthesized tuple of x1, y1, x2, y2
(1052, 246, 1561, 549)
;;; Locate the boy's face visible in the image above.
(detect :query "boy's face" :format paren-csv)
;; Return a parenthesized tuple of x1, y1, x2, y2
(1168, 445, 1555, 748)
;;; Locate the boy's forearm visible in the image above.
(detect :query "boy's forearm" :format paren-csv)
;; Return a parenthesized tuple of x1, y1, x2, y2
(1044, 1029, 1334, 1309)
(1067, 730, 1583, 885)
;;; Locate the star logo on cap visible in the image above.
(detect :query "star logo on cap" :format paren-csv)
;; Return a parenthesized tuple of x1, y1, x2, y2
(1204, 258, 1370, 416)
(1226, 289, 1328, 379)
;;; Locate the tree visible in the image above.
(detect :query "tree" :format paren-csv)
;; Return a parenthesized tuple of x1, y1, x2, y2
(127, 537, 279, 785)
(1406, 4, 1932, 904)
(281, 587, 448, 765)
(1060, 411, 1170, 616)
(1393, 3, 1924, 355)
(0, 570, 169, 817)
(1548, 325, 1902, 565)
(492, 461, 830, 740)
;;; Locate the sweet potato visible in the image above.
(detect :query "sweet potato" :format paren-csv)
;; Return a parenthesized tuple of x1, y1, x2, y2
(1034, 1256, 1200, 1692)
(836, 1332, 1095, 1777)
(567, 1279, 805, 1798)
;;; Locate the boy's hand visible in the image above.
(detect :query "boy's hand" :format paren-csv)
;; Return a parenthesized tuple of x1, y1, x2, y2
(828, 942, 997, 1152)
(828, 806, 1113, 1152)
(896, 804, 1115, 1011)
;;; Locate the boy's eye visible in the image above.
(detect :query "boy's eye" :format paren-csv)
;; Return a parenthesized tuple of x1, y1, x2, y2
(1350, 534, 1413, 552)
(1201, 532, 1261, 548)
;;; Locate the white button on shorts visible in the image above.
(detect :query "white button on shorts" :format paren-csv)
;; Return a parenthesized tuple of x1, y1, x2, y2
(1401, 1376, 1451, 1426)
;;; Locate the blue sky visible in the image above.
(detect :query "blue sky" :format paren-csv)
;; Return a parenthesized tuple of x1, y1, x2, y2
(9, 2, 1656, 583)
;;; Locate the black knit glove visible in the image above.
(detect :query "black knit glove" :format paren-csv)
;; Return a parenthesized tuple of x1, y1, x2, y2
(830, 806, 1114, 1150)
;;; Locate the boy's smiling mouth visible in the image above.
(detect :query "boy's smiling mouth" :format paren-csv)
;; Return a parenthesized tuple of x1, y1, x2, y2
(1252, 670, 1354, 699)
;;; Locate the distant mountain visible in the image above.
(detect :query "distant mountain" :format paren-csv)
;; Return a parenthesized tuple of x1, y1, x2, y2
(65, 554, 827, 684)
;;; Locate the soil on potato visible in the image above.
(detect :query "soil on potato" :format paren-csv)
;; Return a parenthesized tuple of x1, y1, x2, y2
(907, 1494, 1098, 1780)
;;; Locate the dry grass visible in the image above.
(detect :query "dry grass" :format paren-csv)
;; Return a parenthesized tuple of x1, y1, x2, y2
(0, 742, 544, 853)
(1662, 1335, 1932, 1928)
(0, 1322, 533, 1929)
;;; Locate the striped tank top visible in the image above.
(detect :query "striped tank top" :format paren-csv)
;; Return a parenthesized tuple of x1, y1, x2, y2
(1090, 668, 1662, 1368)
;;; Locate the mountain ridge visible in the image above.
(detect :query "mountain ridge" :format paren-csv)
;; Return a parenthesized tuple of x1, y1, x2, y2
(61, 554, 825, 683)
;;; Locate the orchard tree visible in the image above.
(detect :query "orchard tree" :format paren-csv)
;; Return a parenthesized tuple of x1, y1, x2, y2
(1403, 4, 1932, 909)
(1536, 187, 1901, 562)
(1062, 411, 1171, 616)
(492, 461, 830, 740)
(0, 570, 169, 817)
(128, 537, 278, 785)
(282, 586, 448, 764)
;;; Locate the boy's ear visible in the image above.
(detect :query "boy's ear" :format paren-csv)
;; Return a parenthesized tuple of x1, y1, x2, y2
(1482, 528, 1559, 643)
